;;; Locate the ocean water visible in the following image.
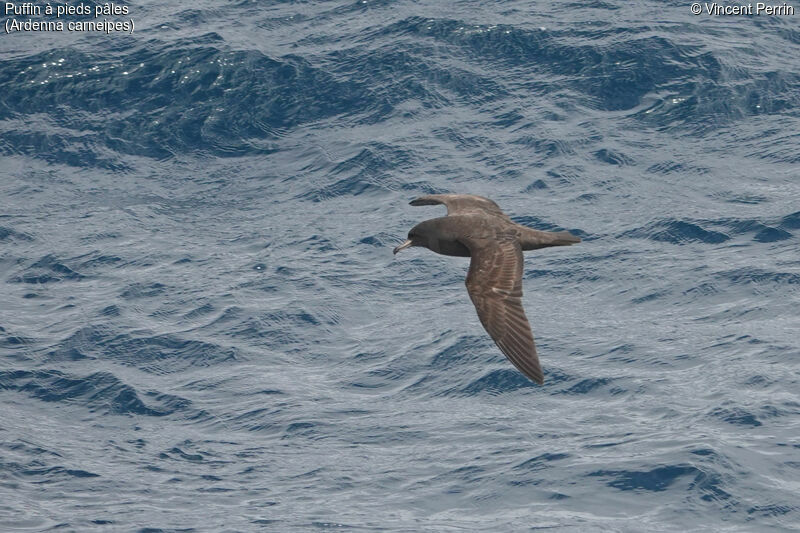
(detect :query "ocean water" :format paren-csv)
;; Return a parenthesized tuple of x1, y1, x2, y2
(1, 1, 799, 531)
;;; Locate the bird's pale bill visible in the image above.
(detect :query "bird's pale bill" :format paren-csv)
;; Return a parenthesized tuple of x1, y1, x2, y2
(393, 239, 413, 255)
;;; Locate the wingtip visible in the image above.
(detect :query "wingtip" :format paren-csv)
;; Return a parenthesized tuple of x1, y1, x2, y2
(526, 370, 544, 385)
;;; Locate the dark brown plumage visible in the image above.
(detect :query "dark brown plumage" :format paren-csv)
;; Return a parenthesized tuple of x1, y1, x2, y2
(393, 194, 580, 384)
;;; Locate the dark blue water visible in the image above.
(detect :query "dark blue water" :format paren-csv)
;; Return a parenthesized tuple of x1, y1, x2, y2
(1, 1, 799, 531)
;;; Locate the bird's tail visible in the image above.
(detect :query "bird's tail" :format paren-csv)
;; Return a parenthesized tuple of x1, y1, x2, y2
(550, 231, 581, 246)
(519, 228, 581, 250)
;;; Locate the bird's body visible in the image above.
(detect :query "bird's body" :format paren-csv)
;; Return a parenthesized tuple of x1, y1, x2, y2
(394, 194, 580, 385)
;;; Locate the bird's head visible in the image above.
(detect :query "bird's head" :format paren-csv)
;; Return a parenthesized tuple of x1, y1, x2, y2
(393, 221, 431, 255)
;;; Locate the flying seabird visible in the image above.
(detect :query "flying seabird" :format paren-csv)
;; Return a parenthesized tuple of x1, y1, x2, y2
(393, 194, 580, 384)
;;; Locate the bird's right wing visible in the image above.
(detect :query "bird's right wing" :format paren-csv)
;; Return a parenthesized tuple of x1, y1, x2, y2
(410, 194, 512, 221)
(462, 236, 543, 384)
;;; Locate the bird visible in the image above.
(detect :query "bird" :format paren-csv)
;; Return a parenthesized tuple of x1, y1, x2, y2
(393, 194, 580, 384)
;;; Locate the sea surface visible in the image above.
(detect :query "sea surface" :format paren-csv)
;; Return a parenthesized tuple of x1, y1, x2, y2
(1, 1, 799, 531)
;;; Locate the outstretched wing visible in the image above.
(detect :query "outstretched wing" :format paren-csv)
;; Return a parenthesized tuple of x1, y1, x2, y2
(410, 194, 511, 221)
(462, 237, 543, 384)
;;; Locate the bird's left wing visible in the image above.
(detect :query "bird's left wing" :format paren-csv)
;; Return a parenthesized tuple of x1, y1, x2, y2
(461, 236, 543, 384)
(410, 194, 512, 221)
